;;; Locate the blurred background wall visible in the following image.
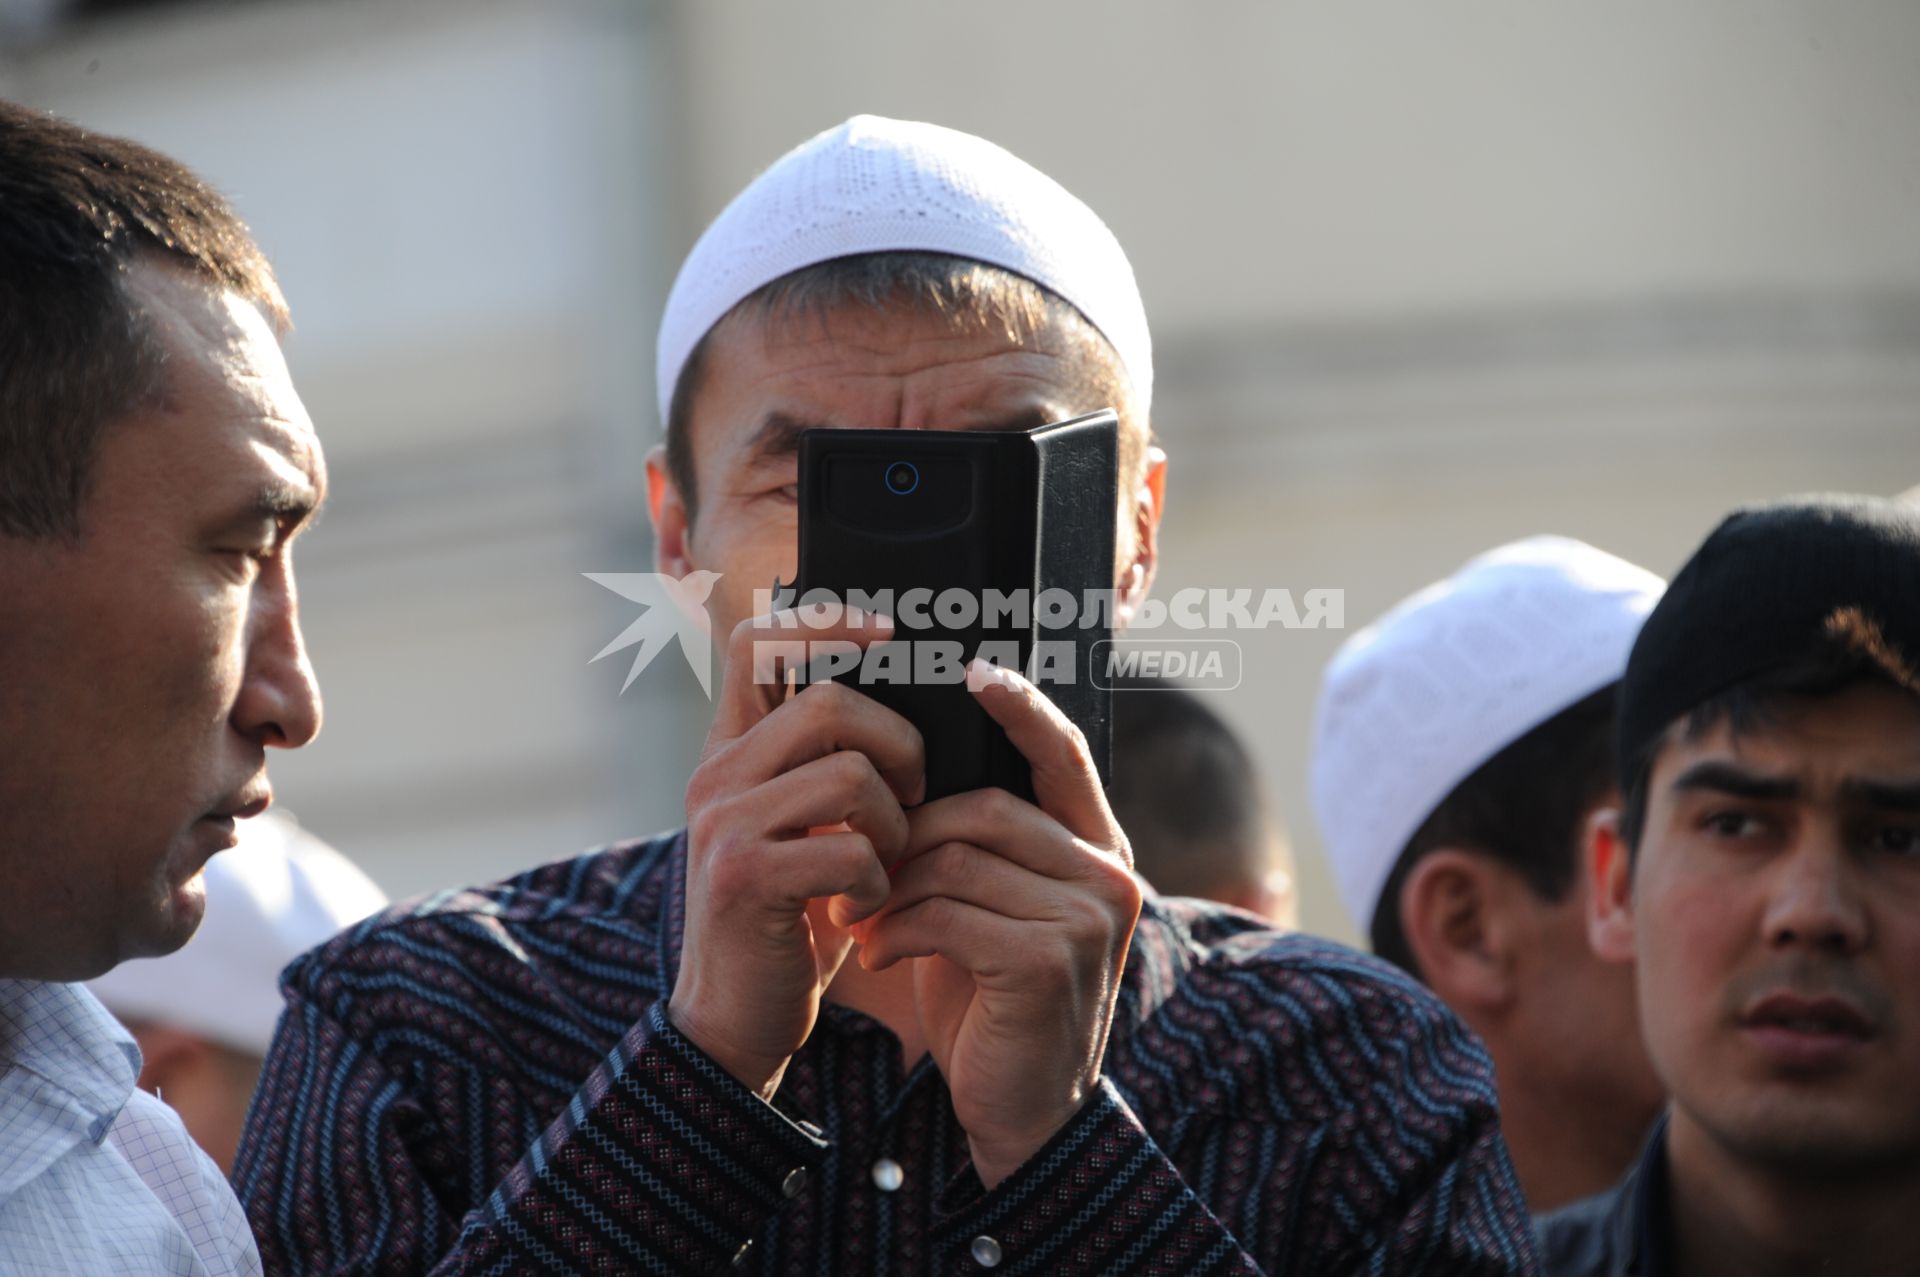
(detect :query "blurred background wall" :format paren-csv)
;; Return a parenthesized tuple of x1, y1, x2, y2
(4, 0, 1915, 945)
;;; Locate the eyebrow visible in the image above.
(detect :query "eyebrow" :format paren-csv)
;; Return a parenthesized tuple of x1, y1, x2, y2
(1669, 761, 1920, 813)
(744, 406, 1064, 463)
(745, 412, 823, 463)
(1669, 761, 1801, 802)
(1840, 778, 1920, 813)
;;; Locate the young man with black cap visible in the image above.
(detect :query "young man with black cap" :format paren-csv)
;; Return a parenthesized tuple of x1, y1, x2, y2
(1536, 494, 1920, 1277)
(236, 117, 1536, 1275)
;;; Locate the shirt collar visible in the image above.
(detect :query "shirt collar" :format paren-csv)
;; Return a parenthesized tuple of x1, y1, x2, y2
(1626, 1110, 1675, 1277)
(662, 831, 689, 992)
(0, 980, 142, 1201)
(1109, 888, 1199, 1040)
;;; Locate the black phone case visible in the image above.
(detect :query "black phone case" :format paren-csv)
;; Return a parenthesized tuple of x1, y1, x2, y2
(783, 410, 1118, 802)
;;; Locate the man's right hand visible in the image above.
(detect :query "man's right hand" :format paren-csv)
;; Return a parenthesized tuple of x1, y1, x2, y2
(667, 605, 924, 1099)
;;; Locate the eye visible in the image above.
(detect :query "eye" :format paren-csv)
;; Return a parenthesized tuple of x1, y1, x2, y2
(1701, 809, 1764, 839)
(769, 483, 799, 504)
(1871, 824, 1920, 856)
(217, 544, 276, 580)
(213, 514, 282, 574)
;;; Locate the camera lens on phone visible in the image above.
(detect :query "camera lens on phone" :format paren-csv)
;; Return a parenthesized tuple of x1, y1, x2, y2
(885, 461, 919, 495)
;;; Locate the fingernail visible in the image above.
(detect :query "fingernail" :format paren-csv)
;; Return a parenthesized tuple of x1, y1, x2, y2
(966, 657, 1018, 694)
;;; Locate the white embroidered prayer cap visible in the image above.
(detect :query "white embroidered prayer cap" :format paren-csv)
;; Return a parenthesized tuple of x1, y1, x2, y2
(1310, 536, 1665, 933)
(655, 114, 1152, 427)
(89, 811, 388, 1056)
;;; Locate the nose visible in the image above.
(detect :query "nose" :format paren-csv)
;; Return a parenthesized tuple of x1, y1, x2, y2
(231, 557, 323, 749)
(1761, 825, 1868, 956)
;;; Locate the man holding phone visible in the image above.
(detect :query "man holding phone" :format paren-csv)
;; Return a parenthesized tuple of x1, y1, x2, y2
(238, 117, 1535, 1274)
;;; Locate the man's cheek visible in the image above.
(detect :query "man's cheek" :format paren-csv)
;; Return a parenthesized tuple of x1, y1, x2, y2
(698, 575, 766, 643)
(165, 603, 246, 723)
(1655, 903, 1740, 1045)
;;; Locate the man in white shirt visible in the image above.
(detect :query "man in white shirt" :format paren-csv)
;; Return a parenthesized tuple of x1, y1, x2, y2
(0, 97, 325, 1275)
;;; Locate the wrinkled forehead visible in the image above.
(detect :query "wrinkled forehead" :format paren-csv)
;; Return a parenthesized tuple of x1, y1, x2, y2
(125, 261, 324, 490)
(722, 264, 1098, 351)
(700, 297, 1115, 434)
(712, 284, 1130, 408)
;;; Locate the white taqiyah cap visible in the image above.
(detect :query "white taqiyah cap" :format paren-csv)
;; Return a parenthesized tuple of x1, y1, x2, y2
(88, 811, 388, 1056)
(654, 114, 1152, 428)
(1310, 536, 1665, 934)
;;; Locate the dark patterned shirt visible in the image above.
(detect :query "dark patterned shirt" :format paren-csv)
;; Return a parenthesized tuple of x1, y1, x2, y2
(234, 831, 1537, 1275)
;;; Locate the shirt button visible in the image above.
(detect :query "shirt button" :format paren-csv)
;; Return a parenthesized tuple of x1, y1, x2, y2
(870, 1157, 904, 1192)
(781, 1167, 808, 1198)
(970, 1235, 1004, 1268)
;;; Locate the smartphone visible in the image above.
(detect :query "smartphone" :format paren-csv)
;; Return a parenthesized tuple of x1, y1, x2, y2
(783, 411, 1118, 802)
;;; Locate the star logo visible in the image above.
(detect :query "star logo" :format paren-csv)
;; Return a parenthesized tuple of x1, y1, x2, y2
(583, 570, 723, 697)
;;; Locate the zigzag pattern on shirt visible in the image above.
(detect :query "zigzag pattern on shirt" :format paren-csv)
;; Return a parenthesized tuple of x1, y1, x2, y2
(235, 831, 1537, 1276)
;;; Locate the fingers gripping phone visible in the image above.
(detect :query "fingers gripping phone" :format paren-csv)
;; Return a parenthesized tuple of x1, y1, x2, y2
(778, 410, 1119, 803)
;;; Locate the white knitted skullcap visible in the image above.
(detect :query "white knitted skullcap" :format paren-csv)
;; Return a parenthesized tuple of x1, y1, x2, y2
(655, 114, 1152, 427)
(89, 811, 388, 1056)
(1310, 536, 1665, 934)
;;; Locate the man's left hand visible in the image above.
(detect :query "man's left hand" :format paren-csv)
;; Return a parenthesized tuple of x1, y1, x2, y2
(851, 660, 1143, 1189)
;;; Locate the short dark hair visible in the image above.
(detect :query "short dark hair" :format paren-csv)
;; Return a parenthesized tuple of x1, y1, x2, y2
(1370, 684, 1619, 977)
(664, 251, 1141, 525)
(1107, 675, 1278, 900)
(1618, 616, 1920, 852)
(0, 99, 287, 539)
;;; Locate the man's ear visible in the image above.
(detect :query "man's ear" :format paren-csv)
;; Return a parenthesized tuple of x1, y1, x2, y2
(1115, 444, 1166, 628)
(646, 442, 694, 579)
(1587, 807, 1637, 964)
(1399, 849, 1520, 1012)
